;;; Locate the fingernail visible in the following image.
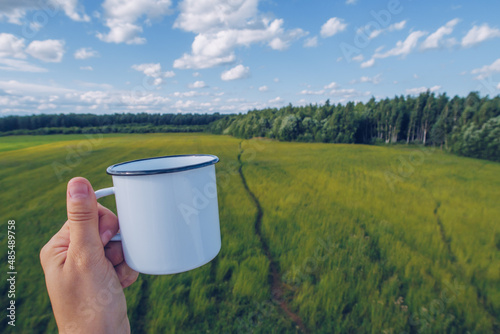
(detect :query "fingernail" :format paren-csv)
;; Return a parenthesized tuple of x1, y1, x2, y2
(101, 230, 112, 245)
(69, 181, 89, 199)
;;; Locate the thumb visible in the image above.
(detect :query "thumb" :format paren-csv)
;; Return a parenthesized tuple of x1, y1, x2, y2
(66, 177, 101, 252)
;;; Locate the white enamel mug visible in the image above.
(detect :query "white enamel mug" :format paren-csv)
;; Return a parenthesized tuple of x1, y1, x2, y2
(95, 154, 221, 275)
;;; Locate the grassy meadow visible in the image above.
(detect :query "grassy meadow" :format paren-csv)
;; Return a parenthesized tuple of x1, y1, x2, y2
(0, 133, 498, 333)
(240, 140, 500, 332)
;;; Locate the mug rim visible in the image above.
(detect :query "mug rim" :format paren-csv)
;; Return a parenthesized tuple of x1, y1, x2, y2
(106, 154, 219, 176)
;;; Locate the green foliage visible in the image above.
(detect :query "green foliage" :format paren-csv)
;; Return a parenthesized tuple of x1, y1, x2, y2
(210, 93, 500, 161)
(0, 112, 223, 135)
(449, 116, 500, 161)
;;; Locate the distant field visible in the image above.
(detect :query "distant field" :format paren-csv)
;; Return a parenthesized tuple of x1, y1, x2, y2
(0, 134, 128, 153)
(0, 133, 498, 333)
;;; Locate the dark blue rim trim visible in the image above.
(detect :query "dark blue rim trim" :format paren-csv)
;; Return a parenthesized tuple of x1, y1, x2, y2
(106, 154, 219, 176)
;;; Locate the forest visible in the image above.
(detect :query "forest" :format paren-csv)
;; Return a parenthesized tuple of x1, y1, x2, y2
(1, 91, 499, 161)
(0, 112, 223, 135)
(211, 91, 500, 162)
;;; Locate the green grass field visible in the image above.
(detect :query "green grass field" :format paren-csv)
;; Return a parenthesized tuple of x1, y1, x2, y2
(0, 133, 498, 333)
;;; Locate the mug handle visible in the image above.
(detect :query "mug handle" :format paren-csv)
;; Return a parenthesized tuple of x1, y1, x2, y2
(95, 187, 121, 242)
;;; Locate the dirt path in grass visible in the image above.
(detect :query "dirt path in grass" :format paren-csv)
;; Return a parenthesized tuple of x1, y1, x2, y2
(237, 142, 308, 333)
(433, 202, 457, 263)
(433, 200, 498, 329)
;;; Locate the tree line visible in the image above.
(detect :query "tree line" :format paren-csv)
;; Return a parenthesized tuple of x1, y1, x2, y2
(209, 92, 500, 162)
(0, 92, 498, 161)
(0, 112, 223, 135)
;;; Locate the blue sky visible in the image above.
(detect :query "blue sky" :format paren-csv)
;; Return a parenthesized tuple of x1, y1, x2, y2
(0, 0, 499, 115)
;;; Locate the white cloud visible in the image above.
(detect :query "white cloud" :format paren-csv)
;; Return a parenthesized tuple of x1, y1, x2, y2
(0, 0, 89, 24)
(227, 98, 245, 103)
(74, 47, 99, 59)
(300, 89, 325, 95)
(193, 72, 200, 77)
(391, 20, 407, 31)
(461, 23, 500, 47)
(346, 0, 357, 4)
(0, 80, 74, 95)
(165, 71, 175, 78)
(471, 58, 500, 80)
(326, 88, 370, 100)
(97, 0, 172, 44)
(0, 96, 19, 107)
(0, 8, 26, 25)
(320, 17, 347, 38)
(29, 22, 42, 32)
(329, 88, 355, 96)
(351, 74, 382, 84)
(360, 75, 381, 84)
(74, 80, 113, 90)
(25, 39, 65, 62)
(497, 83, 500, 90)
(268, 96, 282, 104)
(221, 64, 250, 81)
(38, 103, 57, 110)
(324, 82, 338, 89)
(77, 90, 171, 108)
(405, 85, 441, 95)
(303, 36, 318, 48)
(173, 0, 305, 69)
(274, 78, 279, 83)
(352, 54, 364, 62)
(80, 66, 93, 71)
(0, 58, 47, 72)
(174, 21, 305, 69)
(269, 37, 288, 51)
(132, 63, 175, 86)
(421, 18, 460, 50)
(0, 78, 227, 114)
(363, 30, 426, 67)
(172, 90, 209, 98)
(173, 99, 195, 109)
(174, 52, 236, 70)
(376, 31, 426, 58)
(357, 20, 407, 40)
(132, 63, 160, 77)
(360, 58, 375, 68)
(51, 0, 90, 22)
(174, 0, 258, 32)
(0, 33, 26, 58)
(258, 85, 268, 92)
(188, 80, 207, 88)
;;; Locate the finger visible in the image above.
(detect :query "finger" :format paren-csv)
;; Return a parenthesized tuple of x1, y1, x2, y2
(98, 204, 119, 245)
(114, 261, 139, 288)
(104, 241, 124, 267)
(40, 223, 70, 271)
(66, 177, 101, 253)
(47, 222, 71, 250)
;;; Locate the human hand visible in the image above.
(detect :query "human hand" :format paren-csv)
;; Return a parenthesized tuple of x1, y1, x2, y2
(40, 177, 139, 334)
